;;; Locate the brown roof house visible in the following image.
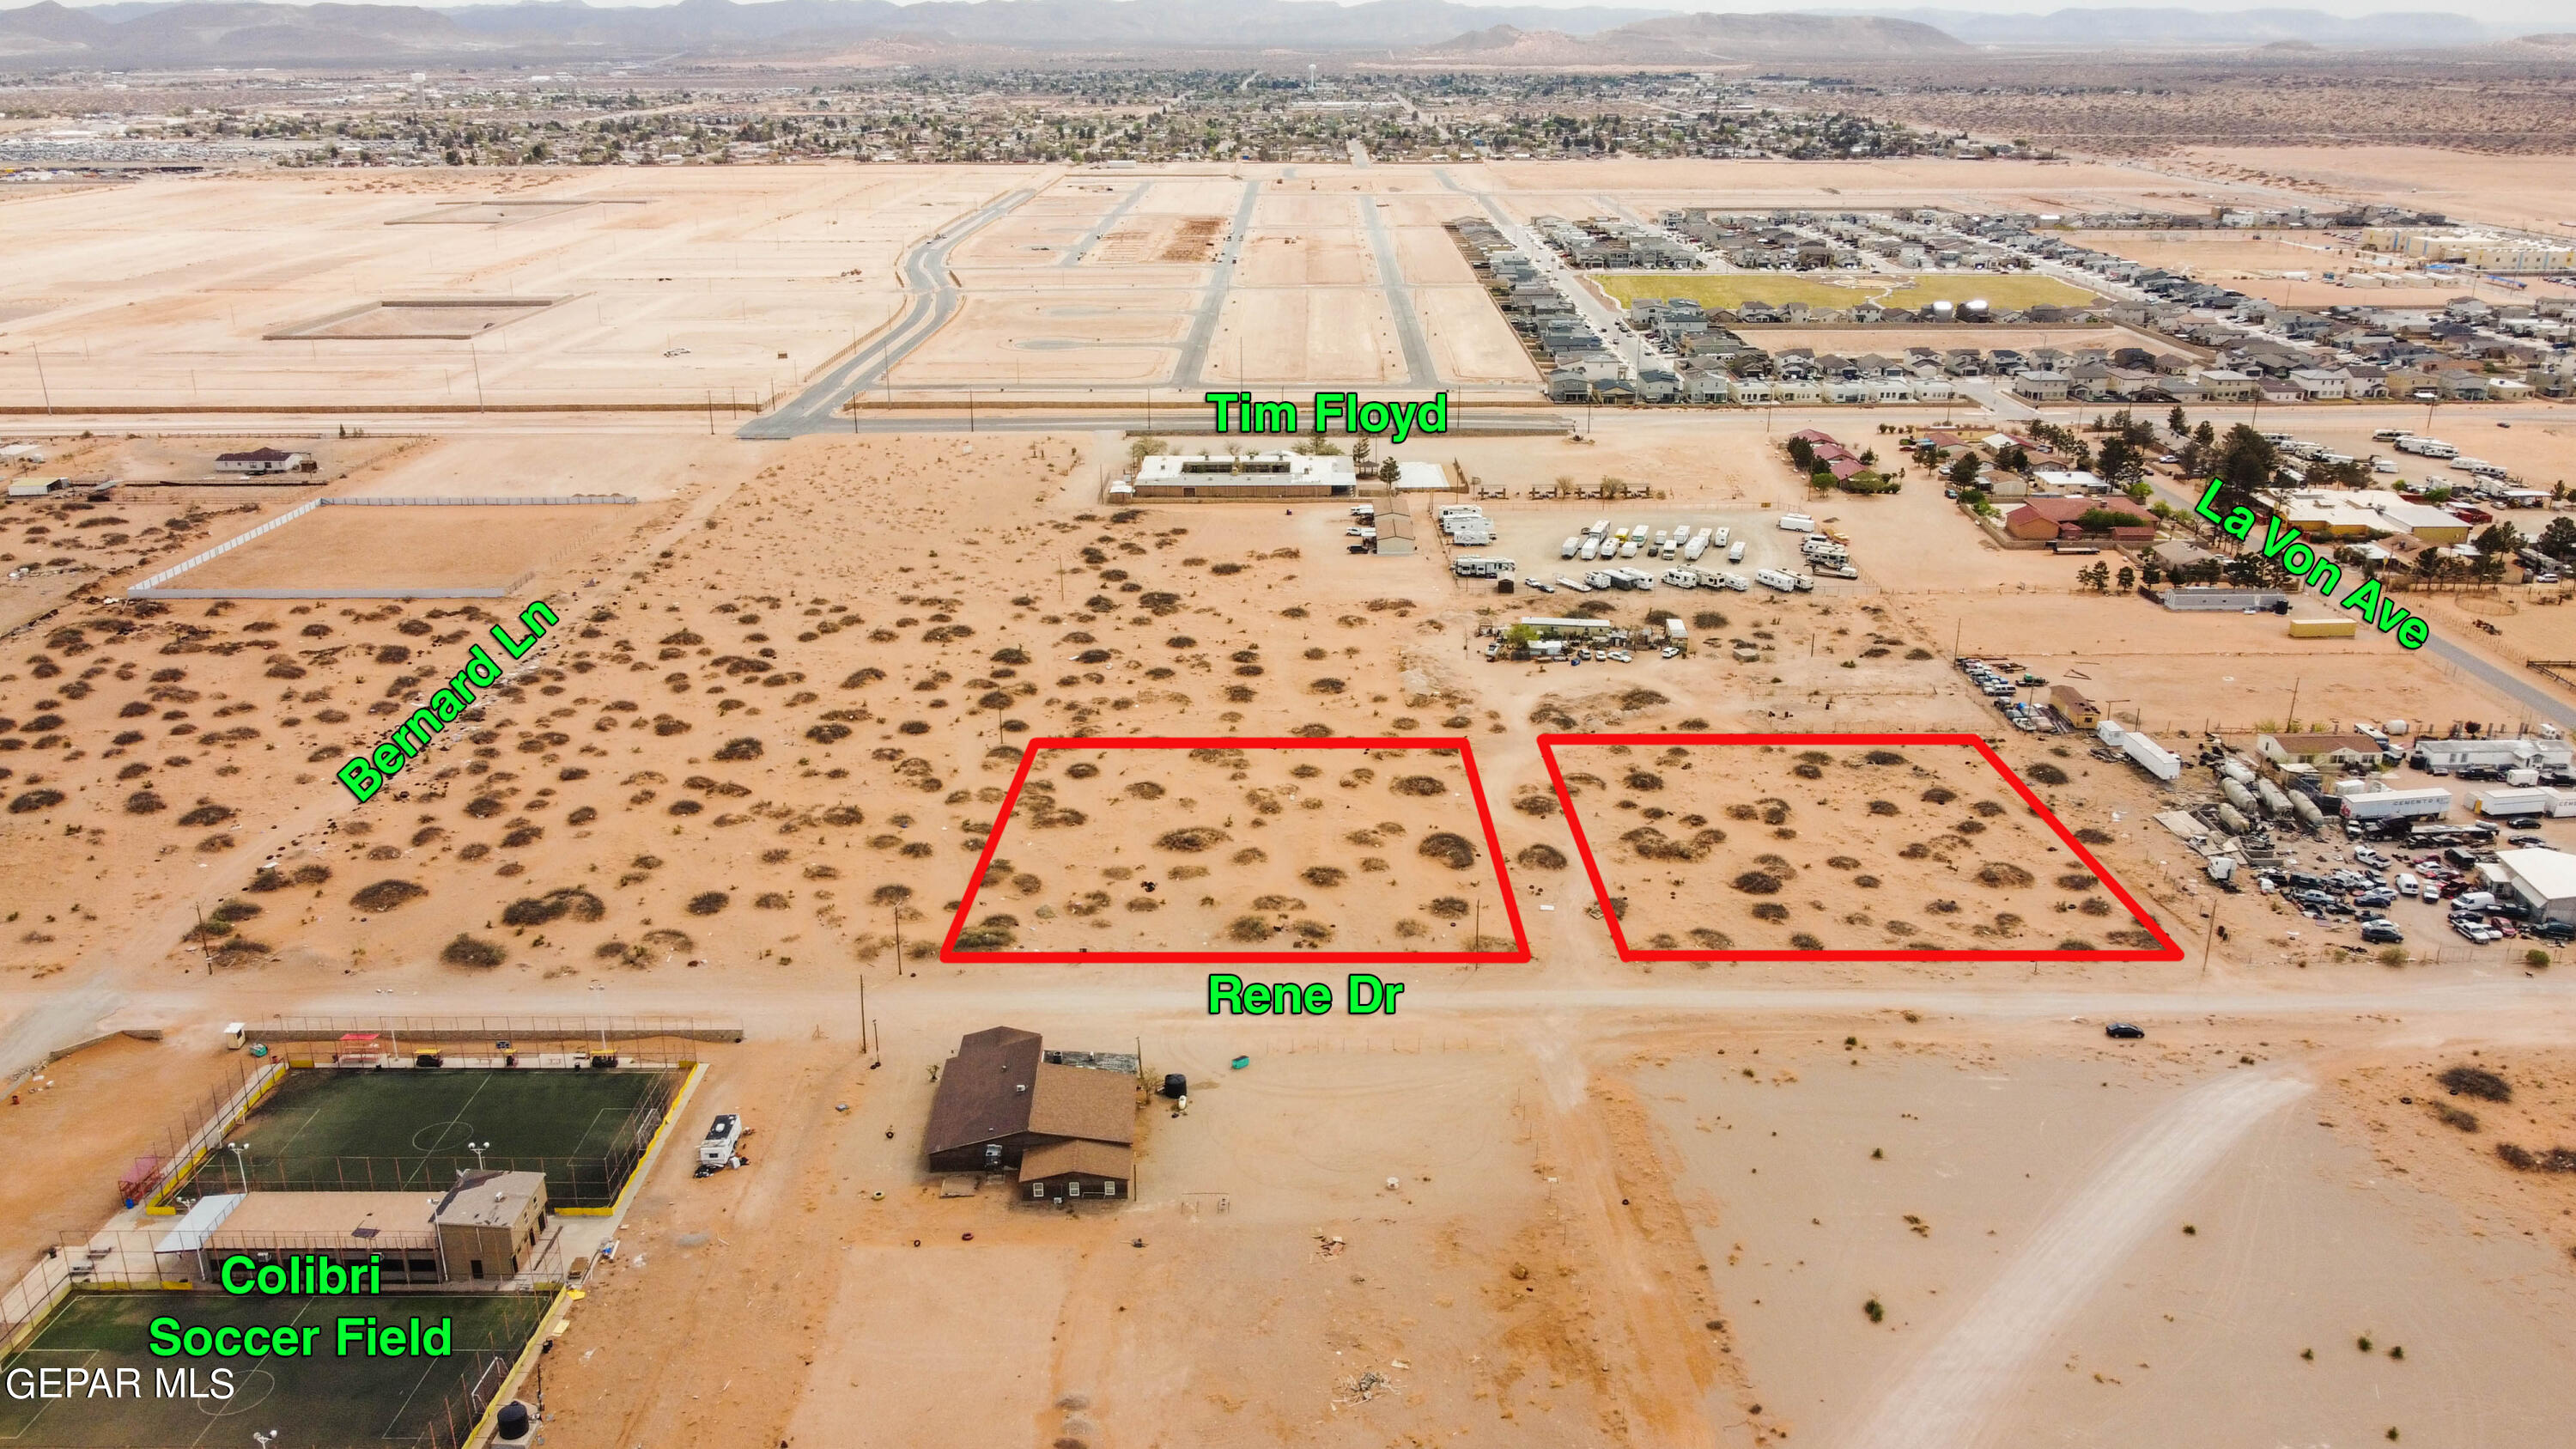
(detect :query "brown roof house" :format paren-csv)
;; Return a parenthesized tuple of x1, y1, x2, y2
(2002, 497, 2155, 544)
(925, 1026, 1138, 1203)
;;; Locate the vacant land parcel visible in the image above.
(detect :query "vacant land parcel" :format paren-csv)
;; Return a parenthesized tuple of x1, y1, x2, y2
(171, 1066, 679, 1209)
(0, 1290, 548, 1449)
(1542, 735, 2176, 961)
(946, 739, 1527, 961)
(144, 501, 638, 599)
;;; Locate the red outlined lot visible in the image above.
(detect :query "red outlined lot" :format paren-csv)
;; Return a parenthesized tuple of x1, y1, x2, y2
(1537, 732, 2184, 963)
(941, 736, 1532, 964)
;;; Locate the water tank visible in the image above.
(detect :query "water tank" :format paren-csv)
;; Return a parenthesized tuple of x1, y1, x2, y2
(2293, 795, 2324, 828)
(2256, 780, 2293, 817)
(2215, 802, 2252, 836)
(2386, 720, 2409, 737)
(2221, 778, 2257, 815)
(496, 1403, 533, 1443)
(2220, 759, 2256, 785)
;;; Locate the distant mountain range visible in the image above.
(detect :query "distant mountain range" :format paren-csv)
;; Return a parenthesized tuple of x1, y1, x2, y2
(1820, 6, 2499, 47)
(0, 0, 2533, 69)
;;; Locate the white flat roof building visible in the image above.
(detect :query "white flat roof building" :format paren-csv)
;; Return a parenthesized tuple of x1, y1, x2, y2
(2497, 848, 2576, 924)
(1129, 453, 1358, 498)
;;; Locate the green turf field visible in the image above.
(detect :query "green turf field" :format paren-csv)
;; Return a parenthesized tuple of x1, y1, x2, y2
(0, 1291, 546, 1448)
(179, 1068, 677, 1208)
(1592, 271, 2099, 313)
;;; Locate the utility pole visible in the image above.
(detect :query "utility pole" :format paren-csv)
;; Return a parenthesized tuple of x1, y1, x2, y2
(468, 340, 484, 411)
(2285, 676, 2300, 733)
(32, 345, 51, 414)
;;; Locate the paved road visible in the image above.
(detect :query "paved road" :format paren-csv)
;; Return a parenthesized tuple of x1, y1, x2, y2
(1172, 180, 1266, 390)
(1435, 168, 1676, 381)
(1058, 180, 1148, 268)
(1358, 197, 1438, 387)
(2422, 631, 2571, 727)
(739, 186, 1036, 439)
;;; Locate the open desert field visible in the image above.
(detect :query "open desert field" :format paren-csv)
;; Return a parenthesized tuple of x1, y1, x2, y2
(1594, 271, 2099, 314)
(1546, 738, 2166, 957)
(2172, 146, 2576, 237)
(956, 741, 1516, 958)
(0, 166, 1030, 409)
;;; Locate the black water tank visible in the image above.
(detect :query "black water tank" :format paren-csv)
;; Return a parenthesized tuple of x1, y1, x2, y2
(1159, 1073, 1188, 1099)
(495, 1402, 532, 1442)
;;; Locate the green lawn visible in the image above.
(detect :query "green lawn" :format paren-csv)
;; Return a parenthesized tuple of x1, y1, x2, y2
(1592, 271, 2099, 314)
(177, 1067, 676, 1208)
(0, 1291, 547, 1447)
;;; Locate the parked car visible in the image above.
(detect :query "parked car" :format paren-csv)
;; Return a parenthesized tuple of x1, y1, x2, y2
(2360, 922, 2404, 945)
(2105, 1022, 2146, 1039)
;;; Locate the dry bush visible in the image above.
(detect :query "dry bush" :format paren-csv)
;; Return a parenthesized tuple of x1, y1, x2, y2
(2439, 1066, 2512, 1103)
(1157, 826, 1230, 853)
(1227, 916, 1272, 943)
(2026, 764, 2069, 786)
(1066, 762, 1100, 779)
(502, 888, 605, 927)
(1751, 903, 1789, 922)
(641, 928, 692, 953)
(1426, 897, 1471, 919)
(1826, 855, 1861, 869)
(1126, 782, 1166, 800)
(125, 791, 167, 815)
(1517, 843, 1567, 870)
(1789, 933, 1824, 949)
(1689, 928, 1733, 949)
(2057, 873, 2099, 891)
(1418, 832, 1479, 869)
(1250, 894, 1305, 912)
(2075, 826, 2113, 845)
(1301, 866, 1347, 887)
(1977, 862, 2035, 888)
(1921, 786, 1956, 805)
(1864, 750, 1906, 765)
(7, 789, 64, 813)
(440, 934, 505, 968)
(1868, 800, 1899, 815)
(351, 880, 427, 912)
(2432, 1102, 2479, 1132)
(1513, 792, 1557, 817)
(1732, 870, 1783, 895)
(1390, 775, 1446, 796)
(685, 892, 730, 916)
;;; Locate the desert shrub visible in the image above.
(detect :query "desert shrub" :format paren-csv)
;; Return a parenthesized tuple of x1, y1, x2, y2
(641, 928, 693, 953)
(464, 796, 505, 819)
(990, 648, 1031, 666)
(350, 880, 426, 912)
(1976, 862, 2035, 888)
(1855, 875, 1880, 888)
(178, 804, 235, 828)
(1970, 800, 2004, 818)
(1868, 801, 1899, 815)
(501, 827, 543, 849)
(1418, 832, 1478, 869)
(1227, 916, 1272, 943)
(1731, 870, 1783, 895)
(754, 892, 790, 910)
(567, 807, 598, 826)
(1291, 918, 1333, 941)
(1157, 826, 1230, 852)
(1792, 762, 1823, 780)
(1513, 792, 1558, 817)
(1231, 846, 1267, 865)
(1826, 855, 1861, 869)
(805, 722, 853, 745)
(1390, 775, 1446, 796)
(6, 789, 64, 813)
(501, 888, 605, 928)
(2432, 1102, 2479, 1132)
(1789, 933, 1823, 950)
(1126, 782, 1165, 800)
(2439, 1066, 2511, 1103)
(1751, 903, 1789, 922)
(2057, 873, 2099, 891)
(1921, 786, 1956, 805)
(653, 716, 692, 736)
(210, 900, 262, 923)
(822, 805, 865, 826)
(2075, 826, 2113, 844)
(2026, 763, 2069, 786)
(2079, 898, 2113, 916)
(685, 892, 729, 916)
(713, 737, 763, 761)
(668, 799, 704, 816)
(1301, 865, 1347, 887)
(1864, 750, 1906, 765)
(1517, 843, 1567, 870)
(1066, 762, 1100, 779)
(1688, 928, 1733, 950)
(1426, 897, 1471, 919)
(440, 935, 505, 968)
(125, 791, 167, 815)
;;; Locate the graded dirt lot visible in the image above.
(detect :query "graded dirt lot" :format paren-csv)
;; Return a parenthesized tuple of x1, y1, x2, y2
(958, 742, 1516, 958)
(2172, 146, 2576, 237)
(172, 502, 639, 594)
(1548, 739, 2165, 957)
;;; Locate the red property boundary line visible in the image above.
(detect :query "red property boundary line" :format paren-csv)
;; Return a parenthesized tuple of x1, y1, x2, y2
(1536, 732, 2185, 963)
(940, 736, 1534, 964)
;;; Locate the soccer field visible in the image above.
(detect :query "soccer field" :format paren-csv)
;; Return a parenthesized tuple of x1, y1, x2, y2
(175, 1068, 678, 1209)
(0, 1292, 547, 1448)
(1592, 271, 2100, 313)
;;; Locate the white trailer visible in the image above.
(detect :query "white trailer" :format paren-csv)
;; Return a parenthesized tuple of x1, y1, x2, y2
(1578, 537, 1602, 561)
(2337, 786, 2452, 823)
(1754, 568, 1803, 593)
(1561, 536, 1582, 559)
(1779, 513, 1815, 532)
(1662, 568, 1700, 588)
(2471, 786, 2552, 818)
(1681, 534, 1710, 562)
(699, 1113, 744, 1168)
(1727, 540, 1747, 563)
(1453, 556, 1517, 579)
(2396, 436, 2458, 459)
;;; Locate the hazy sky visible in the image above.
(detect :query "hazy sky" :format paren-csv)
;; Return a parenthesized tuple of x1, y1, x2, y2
(32, 0, 2555, 26)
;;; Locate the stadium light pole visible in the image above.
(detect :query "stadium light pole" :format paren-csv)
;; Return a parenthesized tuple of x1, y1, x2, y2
(468, 1140, 491, 1173)
(226, 1142, 249, 1192)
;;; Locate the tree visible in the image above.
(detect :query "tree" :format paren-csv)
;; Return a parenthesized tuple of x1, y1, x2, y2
(2140, 553, 2165, 587)
(2538, 516, 2576, 561)
(1352, 437, 1374, 477)
(2075, 508, 2146, 533)
(1947, 452, 1983, 492)
(2194, 420, 2216, 448)
(1995, 444, 2030, 474)
(2116, 565, 2136, 592)
(2097, 434, 2145, 488)
(2081, 561, 2112, 592)
(2473, 521, 2524, 562)
(2169, 405, 2188, 435)
(1786, 436, 1817, 471)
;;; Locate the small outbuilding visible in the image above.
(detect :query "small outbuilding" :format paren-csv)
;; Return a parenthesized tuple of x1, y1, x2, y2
(2496, 848, 2576, 926)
